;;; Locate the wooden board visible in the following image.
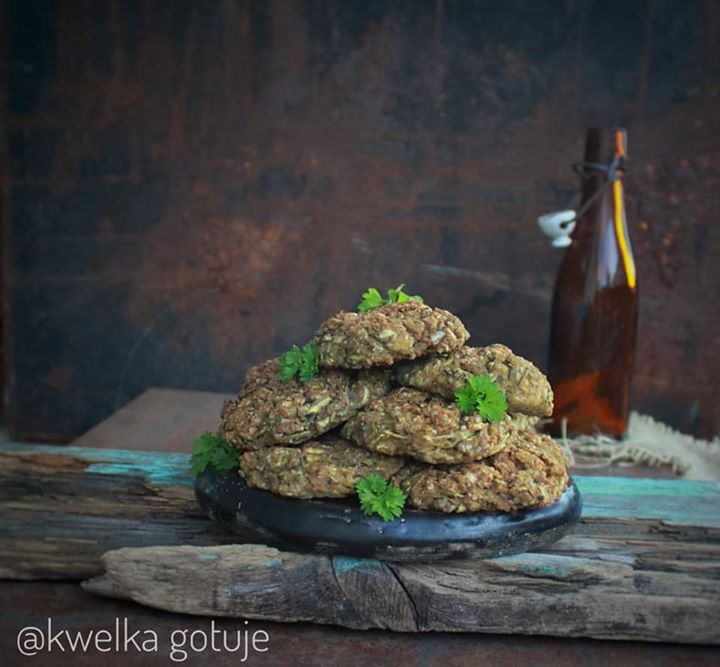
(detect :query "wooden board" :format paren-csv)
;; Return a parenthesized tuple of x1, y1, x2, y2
(2, 442, 719, 644)
(73, 388, 233, 452)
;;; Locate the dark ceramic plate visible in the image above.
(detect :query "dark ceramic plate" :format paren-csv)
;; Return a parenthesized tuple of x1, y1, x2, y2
(195, 468, 581, 562)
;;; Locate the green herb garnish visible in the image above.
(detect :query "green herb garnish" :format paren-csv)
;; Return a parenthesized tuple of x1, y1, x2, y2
(357, 284, 424, 312)
(356, 474, 407, 521)
(454, 375, 508, 423)
(190, 432, 238, 476)
(278, 342, 320, 383)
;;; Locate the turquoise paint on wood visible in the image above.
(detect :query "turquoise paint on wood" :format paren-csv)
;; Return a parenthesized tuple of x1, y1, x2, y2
(85, 461, 193, 487)
(196, 552, 219, 562)
(575, 475, 719, 498)
(575, 475, 720, 527)
(494, 551, 633, 575)
(0, 443, 193, 488)
(332, 556, 383, 576)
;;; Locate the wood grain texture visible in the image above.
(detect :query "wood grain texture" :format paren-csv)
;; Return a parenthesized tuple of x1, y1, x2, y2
(0, 444, 261, 580)
(4, 1, 720, 441)
(82, 540, 720, 644)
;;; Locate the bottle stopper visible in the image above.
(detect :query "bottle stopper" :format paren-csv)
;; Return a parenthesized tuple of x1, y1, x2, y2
(538, 210, 576, 248)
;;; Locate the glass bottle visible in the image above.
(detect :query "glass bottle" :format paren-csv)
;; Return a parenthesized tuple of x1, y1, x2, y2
(547, 128, 638, 438)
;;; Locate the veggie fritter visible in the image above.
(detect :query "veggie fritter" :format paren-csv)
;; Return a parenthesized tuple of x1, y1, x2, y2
(395, 344, 553, 417)
(220, 358, 391, 449)
(341, 388, 538, 464)
(239, 437, 405, 499)
(392, 431, 570, 513)
(314, 301, 469, 369)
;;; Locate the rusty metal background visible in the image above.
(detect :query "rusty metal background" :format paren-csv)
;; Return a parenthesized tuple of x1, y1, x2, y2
(3, 0, 719, 440)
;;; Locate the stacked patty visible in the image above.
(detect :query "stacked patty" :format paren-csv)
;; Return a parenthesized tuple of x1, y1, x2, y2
(220, 300, 570, 512)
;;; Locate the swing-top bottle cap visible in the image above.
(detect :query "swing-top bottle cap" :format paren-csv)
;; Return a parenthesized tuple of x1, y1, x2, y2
(538, 210, 576, 248)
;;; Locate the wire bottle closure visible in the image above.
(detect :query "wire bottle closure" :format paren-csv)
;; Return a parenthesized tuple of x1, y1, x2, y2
(570, 154, 626, 223)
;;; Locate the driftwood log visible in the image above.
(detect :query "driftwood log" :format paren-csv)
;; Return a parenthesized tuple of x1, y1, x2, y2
(82, 541, 720, 644)
(2, 443, 720, 643)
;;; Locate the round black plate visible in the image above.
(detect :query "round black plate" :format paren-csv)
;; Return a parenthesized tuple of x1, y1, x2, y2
(195, 469, 582, 562)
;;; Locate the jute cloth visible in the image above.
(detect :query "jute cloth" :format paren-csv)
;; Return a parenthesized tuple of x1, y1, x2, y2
(555, 412, 720, 481)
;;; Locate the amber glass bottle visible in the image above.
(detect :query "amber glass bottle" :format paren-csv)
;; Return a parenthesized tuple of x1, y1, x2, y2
(547, 128, 638, 438)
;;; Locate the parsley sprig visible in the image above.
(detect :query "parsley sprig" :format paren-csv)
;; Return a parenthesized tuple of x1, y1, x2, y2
(278, 342, 320, 383)
(356, 474, 407, 521)
(190, 432, 238, 476)
(455, 375, 508, 423)
(357, 284, 424, 312)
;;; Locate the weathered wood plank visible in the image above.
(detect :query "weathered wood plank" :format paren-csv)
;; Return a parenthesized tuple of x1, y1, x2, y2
(72, 389, 233, 451)
(82, 543, 720, 644)
(575, 475, 720, 527)
(2, 443, 720, 583)
(0, 444, 266, 579)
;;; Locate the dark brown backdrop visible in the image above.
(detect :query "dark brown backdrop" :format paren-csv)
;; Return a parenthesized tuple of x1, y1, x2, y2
(2, 0, 719, 440)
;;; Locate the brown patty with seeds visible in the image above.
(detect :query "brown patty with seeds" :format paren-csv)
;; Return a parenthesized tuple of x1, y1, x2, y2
(220, 358, 391, 450)
(392, 432, 570, 513)
(341, 388, 537, 464)
(313, 301, 469, 369)
(395, 344, 553, 417)
(239, 437, 406, 499)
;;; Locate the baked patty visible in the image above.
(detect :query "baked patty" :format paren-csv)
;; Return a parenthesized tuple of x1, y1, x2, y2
(392, 432, 570, 513)
(395, 344, 553, 417)
(313, 301, 469, 369)
(341, 387, 537, 464)
(220, 358, 391, 449)
(239, 436, 405, 499)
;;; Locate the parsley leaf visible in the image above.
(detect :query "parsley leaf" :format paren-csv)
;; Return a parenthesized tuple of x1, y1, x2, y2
(357, 287, 386, 313)
(454, 375, 508, 423)
(298, 343, 320, 383)
(356, 474, 406, 521)
(455, 389, 478, 415)
(190, 432, 238, 476)
(279, 345, 303, 381)
(357, 284, 424, 312)
(471, 376, 509, 423)
(278, 343, 320, 383)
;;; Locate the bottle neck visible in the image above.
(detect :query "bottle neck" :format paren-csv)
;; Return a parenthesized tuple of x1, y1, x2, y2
(577, 129, 626, 217)
(573, 128, 636, 290)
